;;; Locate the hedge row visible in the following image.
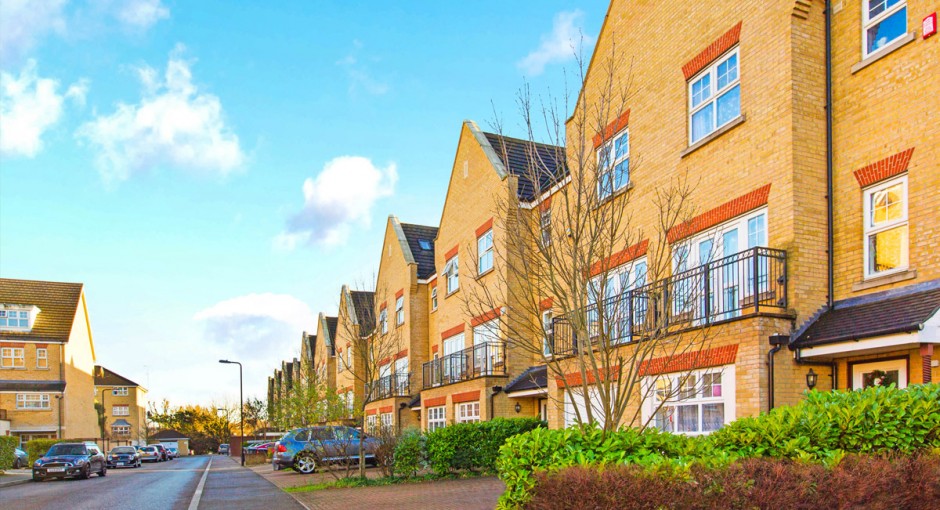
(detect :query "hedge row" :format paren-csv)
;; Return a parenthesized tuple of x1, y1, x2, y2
(26, 439, 71, 464)
(0, 436, 17, 471)
(526, 452, 940, 510)
(496, 384, 940, 508)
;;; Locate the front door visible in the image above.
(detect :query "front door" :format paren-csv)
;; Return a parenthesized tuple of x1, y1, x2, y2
(852, 359, 908, 389)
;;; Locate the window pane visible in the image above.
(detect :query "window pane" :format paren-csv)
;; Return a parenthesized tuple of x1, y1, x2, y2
(716, 54, 738, 90)
(867, 7, 907, 55)
(654, 406, 674, 432)
(691, 104, 714, 143)
(702, 404, 724, 432)
(716, 85, 741, 127)
(868, 0, 902, 20)
(676, 405, 699, 432)
(614, 132, 629, 160)
(871, 183, 904, 225)
(747, 214, 767, 248)
(614, 159, 629, 190)
(691, 74, 711, 108)
(869, 225, 908, 273)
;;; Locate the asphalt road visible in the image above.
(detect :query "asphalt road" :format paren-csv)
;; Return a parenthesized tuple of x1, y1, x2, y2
(0, 455, 303, 510)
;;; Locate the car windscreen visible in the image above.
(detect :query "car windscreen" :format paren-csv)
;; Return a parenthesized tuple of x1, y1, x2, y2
(140, 447, 155, 452)
(112, 447, 136, 454)
(47, 444, 87, 456)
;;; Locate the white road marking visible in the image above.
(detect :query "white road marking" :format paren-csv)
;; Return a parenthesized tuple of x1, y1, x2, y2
(187, 458, 212, 510)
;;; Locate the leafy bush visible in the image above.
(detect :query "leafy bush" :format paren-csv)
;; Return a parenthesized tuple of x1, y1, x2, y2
(372, 425, 400, 477)
(26, 439, 69, 465)
(0, 436, 17, 471)
(393, 427, 426, 477)
(426, 417, 544, 475)
(496, 384, 940, 508)
(525, 452, 940, 510)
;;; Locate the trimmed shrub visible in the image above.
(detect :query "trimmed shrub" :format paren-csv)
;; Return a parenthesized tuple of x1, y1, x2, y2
(26, 439, 69, 465)
(393, 427, 426, 477)
(524, 452, 940, 510)
(426, 417, 544, 475)
(0, 436, 18, 471)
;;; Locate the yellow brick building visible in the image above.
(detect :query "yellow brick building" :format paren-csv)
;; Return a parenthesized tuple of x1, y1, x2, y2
(94, 366, 148, 446)
(0, 279, 100, 446)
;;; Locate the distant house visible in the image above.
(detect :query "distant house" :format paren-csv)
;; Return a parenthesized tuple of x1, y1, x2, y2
(150, 429, 190, 455)
(0, 278, 100, 446)
(94, 366, 148, 446)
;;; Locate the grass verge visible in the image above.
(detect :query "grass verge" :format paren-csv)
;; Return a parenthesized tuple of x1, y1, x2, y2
(284, 472, 485, 493)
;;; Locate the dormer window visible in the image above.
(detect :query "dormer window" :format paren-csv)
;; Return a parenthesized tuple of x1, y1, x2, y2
(418, 239, 432, 251)
(0, 306, 38, 331)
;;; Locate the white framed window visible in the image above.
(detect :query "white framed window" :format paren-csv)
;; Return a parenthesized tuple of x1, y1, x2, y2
(112, 425, 130, 435)
(444, 255, 459, 293)
(16, 393, 50, 410)
(540, 208, 552, 247)
(394, 356, 408, 376)
(427, 406, 446, 431)
(563, 385, 609, 428)
(688, 48, 740, 144)
(587, 257, 648, 342)
(478, 230, 494, 274)
(338, 350, 345, 372)
(112, 405, 130, 416)
(852, 359, 907, 389)
(442, 333, 464, 382)
(347, 348, 353, 371)
(112, 387, 129, 396)
(395, 296, 404, 325)
(472, 319, 502, 374)
(643, 365, 736, 435)
(36, 348, 48, 369)
(863, 0, 907, 58)
(1, 347, 25, 369)
(456, 402, 480, 423)
(431, 287, 438, 311)
(345, 391, 355, 415)
(597, 129, 629, 200)
(380, 308, 388, 334)
(863, 176, 908, 278)
(379, 362, 391, 380)
(0, 308, 31, 329)
(366, 414, 377, 433)
(380, 412, 393, 431)
(541, 310, 553, 357)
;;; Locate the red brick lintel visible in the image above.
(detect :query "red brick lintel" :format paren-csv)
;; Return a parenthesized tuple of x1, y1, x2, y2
(667, 184, 771, 243)
(853, 148, 914, 188)
(682, 22, 743, 80)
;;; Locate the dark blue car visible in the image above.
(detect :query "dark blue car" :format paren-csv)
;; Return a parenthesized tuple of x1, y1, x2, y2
(272, 425, 378, 474)
(32, 443, 107, 481)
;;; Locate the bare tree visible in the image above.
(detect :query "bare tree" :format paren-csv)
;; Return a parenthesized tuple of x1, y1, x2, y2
(463, 40, 721, 435)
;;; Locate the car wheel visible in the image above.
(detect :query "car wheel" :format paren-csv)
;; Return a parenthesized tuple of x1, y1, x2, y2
(99, 465, 107, 477)
(294, 454, 317, 474)
(78, 466, 90, 480)
(32, 474, 43, 482)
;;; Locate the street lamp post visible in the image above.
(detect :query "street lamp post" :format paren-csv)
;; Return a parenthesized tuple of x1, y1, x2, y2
(219, 359, 245, 466)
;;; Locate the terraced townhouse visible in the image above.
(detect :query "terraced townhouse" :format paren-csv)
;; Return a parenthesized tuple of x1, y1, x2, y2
(0, 279, 100, 446)
(332, 286, 375, 423)
(93, 365, 148, 446)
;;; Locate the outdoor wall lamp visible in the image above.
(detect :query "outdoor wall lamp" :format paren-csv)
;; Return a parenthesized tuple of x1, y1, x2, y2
(806, 368, 818, 390)
(514, 402, 522, 413)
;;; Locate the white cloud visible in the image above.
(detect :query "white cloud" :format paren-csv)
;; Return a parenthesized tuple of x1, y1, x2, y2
(0, 60, 86, 158)
(116, 0, 169, 29)
(0, 0, 68, 63)
(278, 156, 397, 249)
(77, 51, 245, 182)
(194, 293, 316, 356)
(337, 40, 388, 96)
(517, 10, 592, 76)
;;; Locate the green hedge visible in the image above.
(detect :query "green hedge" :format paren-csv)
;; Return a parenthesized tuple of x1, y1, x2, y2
(0, 436, 17, 471)
(26, 439, 70, 465)
(393, 427, 426, 477)
(425, 417, 544, 475)
(496, 384, 940, 509)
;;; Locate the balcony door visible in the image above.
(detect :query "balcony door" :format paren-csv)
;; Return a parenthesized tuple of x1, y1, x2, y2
(394, 356, 409, 394)
(472, 319, 501, 375)
(443, 333, 464, 382)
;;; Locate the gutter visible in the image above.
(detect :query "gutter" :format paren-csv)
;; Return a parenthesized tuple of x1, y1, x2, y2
(825, 0, 834, 310)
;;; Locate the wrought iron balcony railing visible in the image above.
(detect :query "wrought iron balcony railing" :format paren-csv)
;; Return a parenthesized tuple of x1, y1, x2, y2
(422, 341, 507, 389)
(366, 373, 411, 401)
(551, 247, 787, 355)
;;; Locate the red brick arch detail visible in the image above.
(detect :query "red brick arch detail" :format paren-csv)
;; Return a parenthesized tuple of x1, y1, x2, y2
(639, 344, 739, 376)
(475, 218, 494, 238)
(852, 148, 914, 188)
(592, 110, 631, 149)
(556, 366, 620, 389)
(470, 307, 502, 327)
(441, 323, 465, 339)
(682, 22, 743, 80)
(667, 184, 771, 243)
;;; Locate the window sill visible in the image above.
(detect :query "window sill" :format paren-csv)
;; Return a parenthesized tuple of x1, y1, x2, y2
(851, 32, 915, 74)
(445, 288, 460, 299)
(595, 181, 634, 208)
(680, 114, 746, 158)
(853, 268, 917, 291)
(476, 268, 494, 280)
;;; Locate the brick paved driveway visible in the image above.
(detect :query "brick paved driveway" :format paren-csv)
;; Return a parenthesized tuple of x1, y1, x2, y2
(293, 476, 505, 510)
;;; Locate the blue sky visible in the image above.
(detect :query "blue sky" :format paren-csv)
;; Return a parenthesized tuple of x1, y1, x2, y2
(0, 0, 606, 407)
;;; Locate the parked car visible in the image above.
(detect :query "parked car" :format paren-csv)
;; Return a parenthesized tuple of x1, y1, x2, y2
(165, 445, 178, 459)
(272, 425, 379, 474)
(218, 444, 229, 455)
(32, 443, 107, 481)
(13, 448, 28, 469)
(246, 442, 272, 454)
(107, 446, 141, 468)
(150, 443, 169, 461)
(138, 446, 161, 463)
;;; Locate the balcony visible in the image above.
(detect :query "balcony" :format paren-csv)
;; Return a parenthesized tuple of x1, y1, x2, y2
(367, 373, 411, 401)
(422, 342, 507, 389)
(551, 247, 787, 355)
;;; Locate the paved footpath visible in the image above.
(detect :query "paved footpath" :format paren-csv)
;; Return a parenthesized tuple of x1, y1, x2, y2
(287, 476, 506, 510)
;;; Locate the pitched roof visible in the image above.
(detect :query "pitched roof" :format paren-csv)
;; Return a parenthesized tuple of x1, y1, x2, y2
(304, 333, 317, 367)
(482, 132, 568, 202)
(504, 365, 548, 394)
(150, 429, 189, 440)
(350, 290, 375, 334)
(792, 279, 940, 348)
(94, 366, 142, 388)
(0, 278, 84, 342)
(400, 223, 439, 279)
(112, 419, 131, 427)
(0, 379, 66, 392)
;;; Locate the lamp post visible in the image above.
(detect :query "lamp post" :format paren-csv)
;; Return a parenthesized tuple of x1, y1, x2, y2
(219, 359, 244, 466)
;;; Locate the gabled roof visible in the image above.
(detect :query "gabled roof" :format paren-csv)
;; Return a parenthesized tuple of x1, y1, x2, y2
(350, 290, 375, 335)
(504, 365, 548, 394)
(399, 222, 439, 279)
(0, 278, 84, 342)
(94, 366, 143, 388)
(792, 279, 940, 348)
(482, 132, 568, 202)
(319, 314, 338, 355)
